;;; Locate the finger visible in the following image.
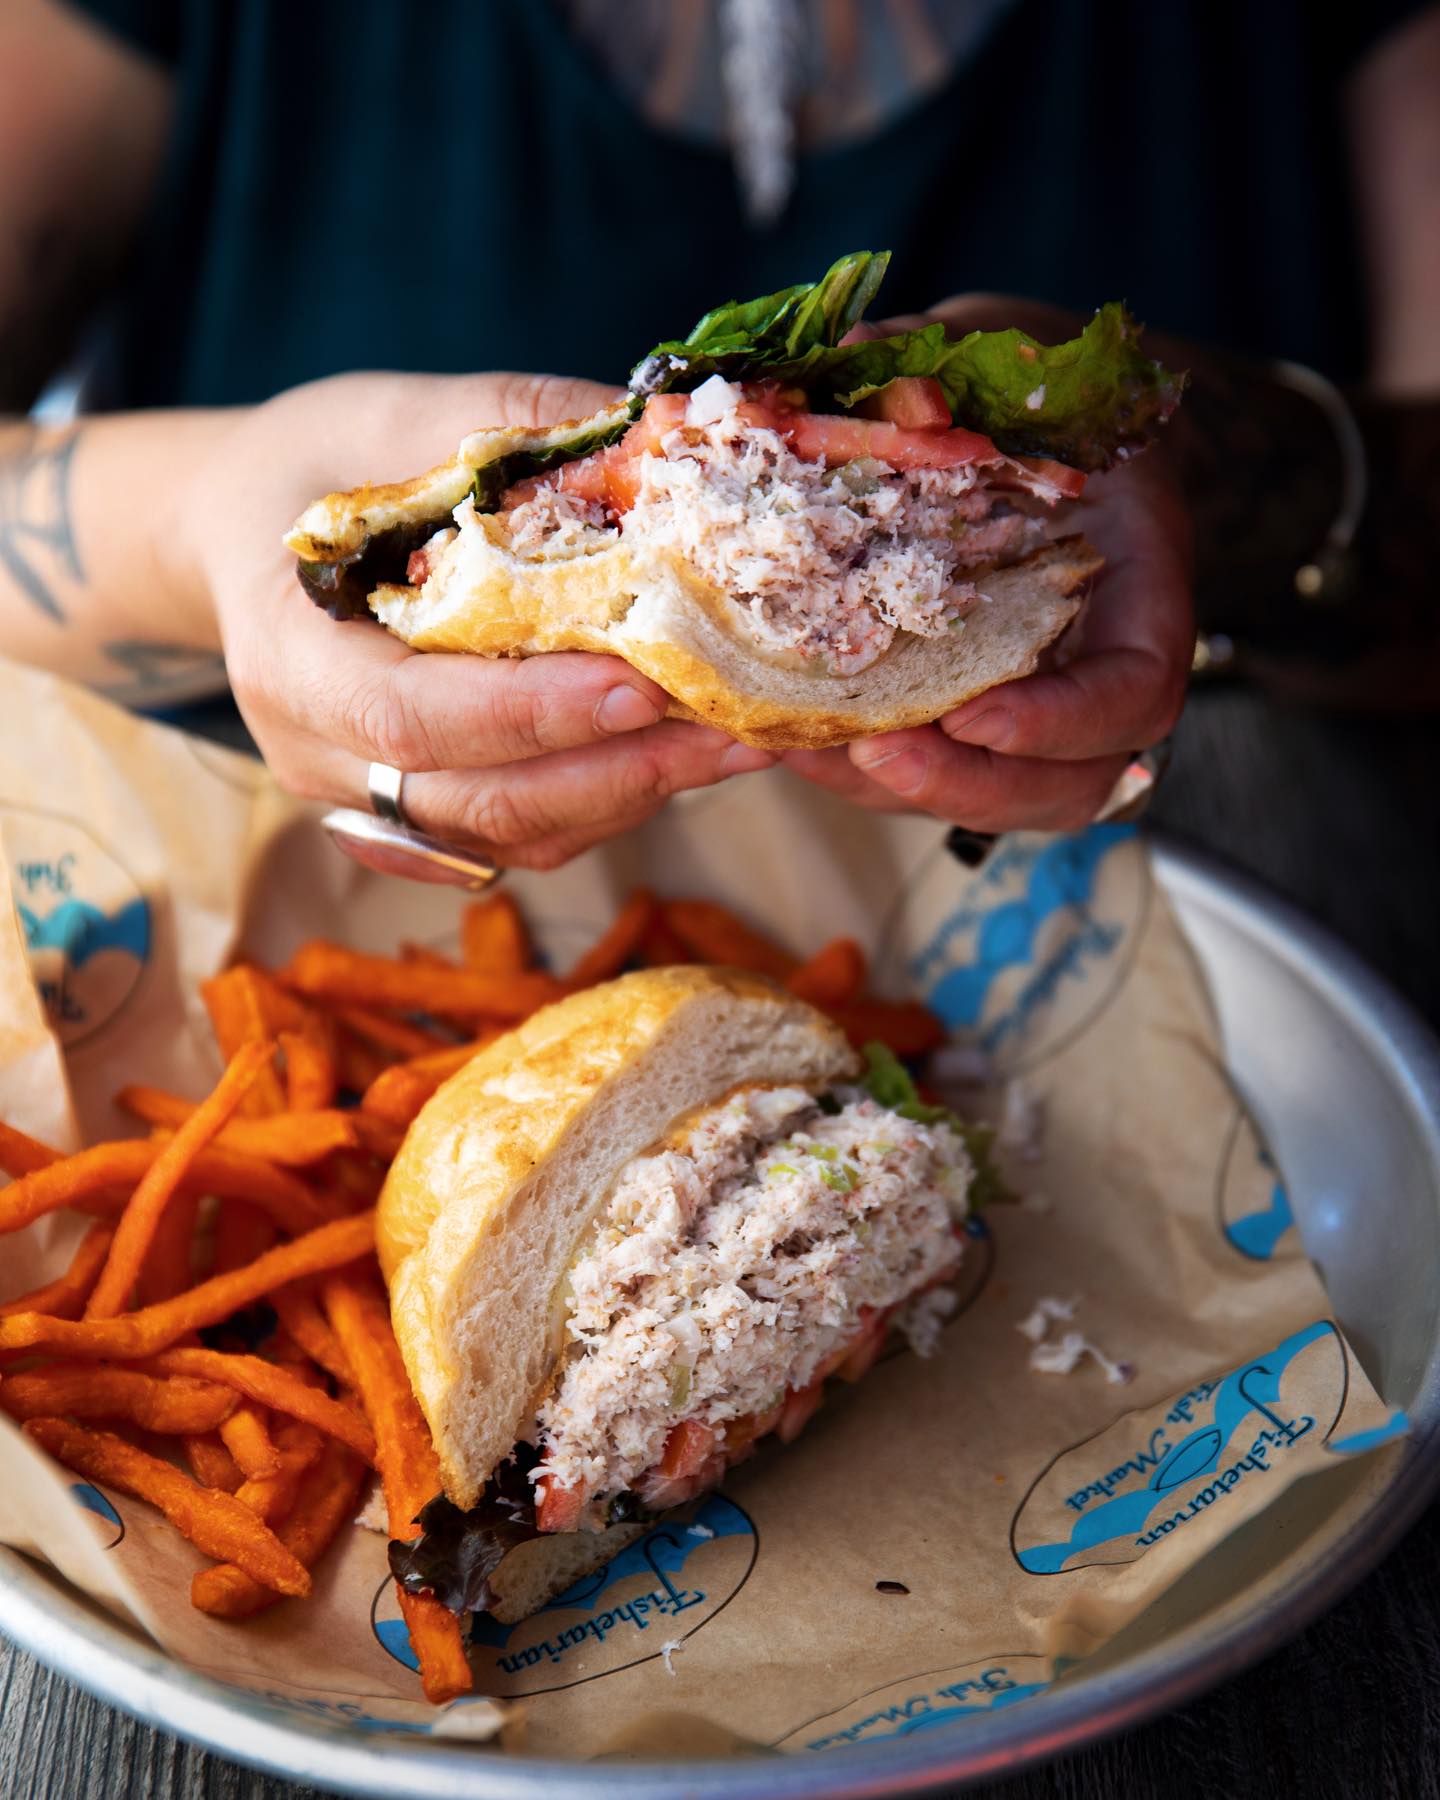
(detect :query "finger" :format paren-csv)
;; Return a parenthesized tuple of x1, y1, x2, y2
(849, 727, 1129, 834)
(473, 803, 668, 874)
(941, 473, 1193, 762)
(780, 747, 922, 813)
(389, 724, 773, 852)
(244, 591, 675, 771)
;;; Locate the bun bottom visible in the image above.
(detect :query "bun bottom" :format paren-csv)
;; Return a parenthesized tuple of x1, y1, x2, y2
(485, 1521, 649, 1626)
(372, 529, 1102, 750)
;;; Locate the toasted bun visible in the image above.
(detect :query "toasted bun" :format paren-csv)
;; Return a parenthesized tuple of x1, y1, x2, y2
(377, 968, 858, 1511)
(484, 1522, 648, 1626)
(367, 515, 1099, 751)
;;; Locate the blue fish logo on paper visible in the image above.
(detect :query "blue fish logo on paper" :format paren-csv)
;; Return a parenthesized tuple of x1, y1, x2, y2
(69, 1482, 125, 1548)
(900, 824, 1146, 1073)
(1217, 1117, 1295, 1261)
(372, 1494, 757, 1696)
(776, 1654, 1052, 1752)
(2, 807, 151, 1046)
(1011, 1322, 1356, 1575)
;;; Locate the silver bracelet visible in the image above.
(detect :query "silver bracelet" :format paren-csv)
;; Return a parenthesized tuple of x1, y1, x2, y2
(1267, 357, 1369, 603)
(1191, 355, 1370, 678)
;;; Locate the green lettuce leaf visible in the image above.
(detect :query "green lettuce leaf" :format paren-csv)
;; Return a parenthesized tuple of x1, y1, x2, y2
(630, 251, 1182, 472)
(858, 1042, 1013, 1212)
(629, 250, 890, 397)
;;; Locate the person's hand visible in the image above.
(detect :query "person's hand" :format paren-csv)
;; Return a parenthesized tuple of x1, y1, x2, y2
(784, 297, 1194, 833)
(170, 372, 774, 871)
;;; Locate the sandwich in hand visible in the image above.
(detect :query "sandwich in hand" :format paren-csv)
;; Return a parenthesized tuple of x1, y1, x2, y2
(377, 967, 989, 1625)
(287, 252, 1182, 748)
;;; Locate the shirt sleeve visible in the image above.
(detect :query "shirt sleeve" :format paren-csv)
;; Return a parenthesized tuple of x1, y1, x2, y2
(62, 0, 182, 66)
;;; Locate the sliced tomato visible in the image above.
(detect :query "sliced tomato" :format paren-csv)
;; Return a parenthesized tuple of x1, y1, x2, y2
(535, 1472, 585, 1534)
(1001, 455, 1087, 500)
(658, 1418, 718, 1481)
(722, 1397, 787, 1463)
(547, 442, 638, 512)
(839, 1317, 890, 1383)
(854, 377, 952, 431)
(777, 1379, 826, 1445)
(786, 412, 1003, 472)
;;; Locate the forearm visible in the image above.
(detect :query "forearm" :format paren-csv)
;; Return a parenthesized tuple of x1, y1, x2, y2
(0, 408, 232, 705)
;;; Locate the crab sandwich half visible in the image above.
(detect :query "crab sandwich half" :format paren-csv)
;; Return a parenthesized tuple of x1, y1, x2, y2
(377, 967, 993, 1625)
(288, 251, 1182, 749)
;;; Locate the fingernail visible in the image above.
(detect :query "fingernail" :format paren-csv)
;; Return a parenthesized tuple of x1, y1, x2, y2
(595, 685, 663, 734)
(943, 705, 1011, 748)
(856, 745, 929, 794)
(719, 743, 775, 776)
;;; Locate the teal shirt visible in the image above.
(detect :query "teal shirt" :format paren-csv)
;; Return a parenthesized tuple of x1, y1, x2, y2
(77, 0, 1418, 406)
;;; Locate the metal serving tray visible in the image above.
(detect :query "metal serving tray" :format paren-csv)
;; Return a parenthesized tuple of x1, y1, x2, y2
(4, 840, 1439, 1798)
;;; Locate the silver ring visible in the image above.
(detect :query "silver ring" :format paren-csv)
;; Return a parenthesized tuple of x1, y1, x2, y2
(321, 808, 504, 892)
(367, 760, 408, 825)
(323, 761, 503, 892)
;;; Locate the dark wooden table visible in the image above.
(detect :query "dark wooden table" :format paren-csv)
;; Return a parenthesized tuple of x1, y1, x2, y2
(3, 683, 1438, 1800)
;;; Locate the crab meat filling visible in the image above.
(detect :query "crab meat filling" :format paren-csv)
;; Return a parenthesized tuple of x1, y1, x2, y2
(492, 402, 1047, 675)
(533, 1084, 971, 1525)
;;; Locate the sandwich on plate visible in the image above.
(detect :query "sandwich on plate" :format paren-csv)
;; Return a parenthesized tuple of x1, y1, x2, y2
(377, 967, 993, 1624)
(287, 251, 1182, 748)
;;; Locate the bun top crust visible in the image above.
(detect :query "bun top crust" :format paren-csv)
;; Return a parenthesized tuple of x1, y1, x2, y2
(377, 966, 857, 1506)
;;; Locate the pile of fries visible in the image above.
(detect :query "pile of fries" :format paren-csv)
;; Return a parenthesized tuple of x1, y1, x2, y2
(0, 889, 943, 1704)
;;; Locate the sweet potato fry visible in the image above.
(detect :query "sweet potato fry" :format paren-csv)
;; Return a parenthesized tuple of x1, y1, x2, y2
(279, 1023, 338, 1113)
(284, 941, 566, 1021)
(271, 1283, 354, 1386)
(185, 1434, 243, 1493)
(460, 894, 531, 974)
(116, 1087, 360, 1166)
(334, 1029, 391, 1095)
(400, 944, 457, 969)
(137, 1189, 200, 1305)
(0, 1222, 113, 1319)
(87, 1041, 277, 1318)
(786, 938, 868, 1008)
(333, 1007, 453, 1059)
(0, 1120, 64, 1177)
(319, 1154, 386, 1211)
(0, 1140, 326, 1237)
(0, 1364, 237, 1433)
(322, 1272, 471, 1702)
(230, 1416, 323, 1526)
(190, 1435, 367, 1619)
(219, 1404, 282, 1478)
(398, 1590, 474, 1703)
(637, 910, 693, 968)
(567, 890, 658, 986)
(0, 1211, 375, 1358)
(200, 968, 294, 1115)
(25, 1417, 310, 1595)
(826, 999, 946, 1058)
(211, 1201, 276, 1278)
(662, 900, 798, 981)
(138, 1347, 377, 1463)
(359, 1035, 500, 1131)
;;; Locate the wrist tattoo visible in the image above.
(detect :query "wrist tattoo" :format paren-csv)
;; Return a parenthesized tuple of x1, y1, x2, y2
(100, 640, 229, 709)
(0, 425, 85, 623)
